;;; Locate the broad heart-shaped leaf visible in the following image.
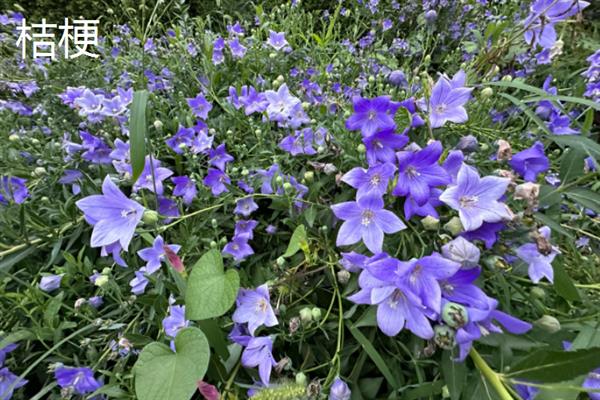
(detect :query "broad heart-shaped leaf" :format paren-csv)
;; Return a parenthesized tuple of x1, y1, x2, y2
(506, 347, 600, 382)
(129, 90, 149, 183)
(185, 249, 239, 320)
(134, 327, 210, 400)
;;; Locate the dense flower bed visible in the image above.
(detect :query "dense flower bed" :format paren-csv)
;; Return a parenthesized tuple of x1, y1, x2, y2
(1, 1, 600, 399)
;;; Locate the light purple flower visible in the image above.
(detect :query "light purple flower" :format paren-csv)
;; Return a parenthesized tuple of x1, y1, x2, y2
(516, 226, 560, 283)
(129, 267, 149, 295)
(342, 163, 396, 200)
(171, 176, 197, 205)
(55, 366, 102, 395)
(138, 235, 181, 274)
(76, 176, 145, 250)
(424, 71, 472, 128)
(101, 241, 127, 267)
(203, 168, 230, 196)
(223, 237, 254, 261)
(0, 367, 27, 399)
(232, 284, 278, 335)
(162, 303, 189, 338)
(329, 377, 351, 400)
(39, 274, 62, 292)
(0, 176, 29, 205)
(345, 96, 399, 137)
(133, 156, 174, 195)
(235, 197, 259, 217)
(209, 144, 234, 171)
(439, 164, 512, 231)
(363, 129, 409, 166)
(187, 93, 212, 119)
(241, 336, 277, 386)
(509, 141, 550, 182)
(441, 237, 480, 268)
(267, 30, 288, 50)
(331, 196, 406, 254)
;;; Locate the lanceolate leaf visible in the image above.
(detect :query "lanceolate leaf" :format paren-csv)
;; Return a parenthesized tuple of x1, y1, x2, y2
(507, 347, 600, 382)
(565, 188, 600, 214)
(129, 90, 149, 183)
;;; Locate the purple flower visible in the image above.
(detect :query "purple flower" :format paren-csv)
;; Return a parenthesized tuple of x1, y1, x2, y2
(232, 284, 278, 335)
(76, 176, 145, 250)
(279, 129, 317, 156)
(228, 38, 247, 58)
(129, 267, 149, 295)
(0, 367, 27, 399)
(403, 188, 443, 220)
(264, 84, 302, 125)
(509, 141, 549, 182)
(133, 157, 174, 195)
(80, 131, 112, 164)
(101, 241, 127, 267)
(209, 144, 234, 171)
(187, 93, 212, 119)
(171, 176, 197, 205)
(234, 220, 258, 241)
(223, 237, 254, 261)
(0, 343, 17, 366)
(523, 0, 589, 48)
(341, 163, 397, 200)
(138, 235, 181, 274)
(329, 377, 351, 400)
(583, 369, 600, 400)
(393, 141, 450, 205)
(331, 196, 406, 254)
(363, 129, 409, 166)
(203, 168, 230, 196)
(548, 110, 579, 135)
(516, 226, 560, 283)
(39, 274, 62, 292)
(241, 336, 277, 386)
(424, 71, 472, 128)
(461, 222, 505, 249)
(0, 177, 28, 205)
(235, 197, 259, 217)
(345, 96, 399, 137)
(162, 303, 189, 338)
(440, 164, 512, 232)
(88, 296, 103, 308)
(166, 126, 195, 154)
(239, 86, 268, 115)
(267, 30, 288, 50)
(55, 366, 102, 395)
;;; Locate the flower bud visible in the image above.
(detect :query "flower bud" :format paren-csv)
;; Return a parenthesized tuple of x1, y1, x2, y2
(299, 307, 313, 323)
(442, 302, 469, 328)
(153, 120, 163, 130)
(33, 167, 47, 176)
(356, 143, 366, 153)
(289, 317, 300, 334)
(304, 171, 314, 182)
(311, 307, 322, 321)
(433, 325, 456, 350)
(283, 182, 294, 194)
(421, 215, 440, 231)
(337, 269, 351, 285)
(8, 134, 19, 141)
(530, 286, 545, 300)
(481, 87, 494, 98)
(295, 372, 307, 386)
(275, 176, 284, 185)
(210, 241, 217, 248)
(535, 315, 560, 333)
(276, 256, 286, 267)
(323, 163, 337, 175)
(211, 218, 218, 228)
(443, 217, 463, 236)
(441, 236, 480, 268)
(424, 9, 438, 23)
(501, 74, 513, 82)
(456, 135, 479, 153)
(142, 210, 159, 224)
(94, 274, 109, 287)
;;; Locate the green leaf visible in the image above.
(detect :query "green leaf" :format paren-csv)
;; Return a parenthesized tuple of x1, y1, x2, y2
(553, 262, 580, 301)
(134, 327, 210, 400)
(347, 323, 400, 389)
(0, 329, 35, 349)
(559, 148, 585, 184)
(507, 347, 600, 382)
(498, 93, 551, 135)
(441, 351, 467, 400)
(551, 135, 600, 163)
(185, 250, 239, 320)
(282, 225, 308, 258)
(394, 106, 412, 133)
(565, 188, 600, 214)
(533, 212, 573, 239)
(129, 90, 149, 183)
(44, 292, 64, 328)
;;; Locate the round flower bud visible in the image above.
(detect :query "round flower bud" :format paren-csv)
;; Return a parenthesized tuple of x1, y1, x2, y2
(421, 215, 439, 231)
(269, 52, 277, 59)
(535, 315, 560, 333)
(283, 182, 294, 193)
(275, 176, 284, 185)
(530, 287, 545, 300)
(317, 145, 326, 153)
(295, 372, 307, 386)
(74, 298, 87, 309)
(219, 237, 227, 245)
(31, 138, 40, 145)
(142, 210, 159, 224)
(481, 87, 494, 98)
(299, 307, 313, 324)
(8, 134, 19, 141)
(94, 274, 109, 287)
(442, 302, 469, 328)
(424, 9, 438, 22)
(501, 74, 513, 82)
(443, 217, 464, 236)
(211, 218, 218, 228)
(311, 307, 322, 321)
(254, 128, 262, 136)
(153, 120, 163, 130)
(34, 167, 47, 176)
(357, 143, 366, 153)
(433, 325, 456, 350)
(209, 241, 217, 248)
(368, 75, 376, 83)
(277, 256, 286, 267)
(241, 168, 249, 176)
(304, 171, 314, 182)
(337, 269, 351, 285)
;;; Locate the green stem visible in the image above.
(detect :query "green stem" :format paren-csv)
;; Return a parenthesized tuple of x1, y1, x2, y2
(470, 348, 513, 400)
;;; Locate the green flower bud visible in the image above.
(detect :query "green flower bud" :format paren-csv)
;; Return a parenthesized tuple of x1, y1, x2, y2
(443, 217, 463, 236)
(142, 210, 159, 225)
(8, 134, 19, 141)
(368, 75, 376, 83)
(530, 287, 545, 300)
(31, 138, 40, 145)
(299, 307, 313, 323)
(153, 120, 163, 130)
(295, 372, 307, 386)
(442, 302, 469, 328)
(337, 269, 351, 285)
(283, 182, 294, 193)
(311, 307, 322, 321)
(241, 168, 249, 176)
(275, 176, 284, 185)
(211, 218, 218, 228)
(501, 74, 513, 82)
(33, 167, 47, 176)
(209, 241, 217, 248)
(94, 275, 109, 287)
(421, 215, 439, 231)
(357, 143, 367, 153)
(303, 171, 314, 182)
(481, 87, 494, 98)
(535, 315, 560, 333)
(277, 256, 286, 267)
(433, 325, 456, 350)
(269, 52, 277, 58)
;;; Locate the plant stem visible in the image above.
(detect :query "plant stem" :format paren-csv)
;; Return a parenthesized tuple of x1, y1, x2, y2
(469, 348, 514, 400)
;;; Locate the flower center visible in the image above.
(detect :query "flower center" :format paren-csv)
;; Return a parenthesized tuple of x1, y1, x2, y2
(406, 166, 420, 178)
(121, 209, 138, 218)
(370, 174, 381, 186)
(459, 195, 478, 208)
(367, 110, 376, 120)
(256, 298, 269, 313)
(387, 289, 405, 309)
(434, 104, 447, 113)
(361, 210, 375, 225)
